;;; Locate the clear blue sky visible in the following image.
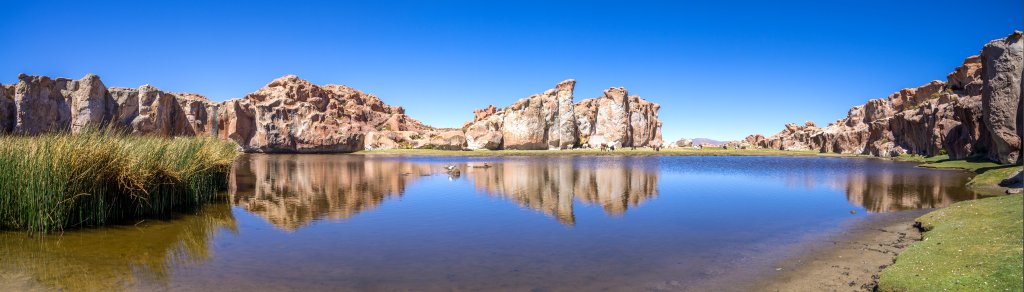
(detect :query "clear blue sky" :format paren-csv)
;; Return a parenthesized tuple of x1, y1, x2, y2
(1, 0, 1020, 141)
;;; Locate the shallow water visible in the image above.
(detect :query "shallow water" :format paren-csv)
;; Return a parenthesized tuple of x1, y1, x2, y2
(0, 155, 980, 291)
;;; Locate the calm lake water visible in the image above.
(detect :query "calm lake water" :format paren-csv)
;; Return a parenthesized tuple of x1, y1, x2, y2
(0, 155, 981, 291)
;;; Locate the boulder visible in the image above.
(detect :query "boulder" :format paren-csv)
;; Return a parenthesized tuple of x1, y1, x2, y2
(981, 31, 1023, 164)
(673, 138, 693, 148)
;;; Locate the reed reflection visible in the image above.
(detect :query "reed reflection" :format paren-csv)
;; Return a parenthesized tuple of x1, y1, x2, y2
(0, 205, 236, 291)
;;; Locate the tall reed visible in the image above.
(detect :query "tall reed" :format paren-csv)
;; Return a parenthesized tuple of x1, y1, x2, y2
(0, 130, 237, 233)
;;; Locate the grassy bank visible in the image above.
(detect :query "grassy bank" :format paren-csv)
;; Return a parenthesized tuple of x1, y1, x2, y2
(878, 194, 1023, 291)
(897, 154, 1021, 196)
(356, 147, 845, 157)
(0, 132, 237, 233)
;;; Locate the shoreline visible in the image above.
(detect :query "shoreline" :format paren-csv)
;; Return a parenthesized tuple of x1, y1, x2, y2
(754, 210, 929, 291)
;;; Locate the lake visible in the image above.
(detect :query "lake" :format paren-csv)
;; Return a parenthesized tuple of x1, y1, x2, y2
(0, 154, 981, 291)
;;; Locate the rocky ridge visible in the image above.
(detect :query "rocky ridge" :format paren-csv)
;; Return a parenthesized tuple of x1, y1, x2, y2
(1, 74, 663, 152)
(741, 31, 1022, 165)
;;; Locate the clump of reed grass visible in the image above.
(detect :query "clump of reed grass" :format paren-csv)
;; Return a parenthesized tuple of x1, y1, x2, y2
(0, 130, 238, 233)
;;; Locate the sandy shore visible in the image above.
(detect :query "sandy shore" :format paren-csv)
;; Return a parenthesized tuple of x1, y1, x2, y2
(753, 210, 928, 291)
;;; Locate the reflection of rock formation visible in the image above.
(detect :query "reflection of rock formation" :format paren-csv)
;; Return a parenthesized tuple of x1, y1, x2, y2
(844, 170, 978, 212)
(0, 205, 236, 291)
(229, 154, 437, 231)
(464, 158, 659, 225)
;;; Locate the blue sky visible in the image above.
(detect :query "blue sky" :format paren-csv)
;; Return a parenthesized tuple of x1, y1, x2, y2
(1, 0, 1020, 141)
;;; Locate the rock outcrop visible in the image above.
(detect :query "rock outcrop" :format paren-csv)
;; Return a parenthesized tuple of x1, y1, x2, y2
(3, 73, 443, 153)
(0, 84, 14, 133)
(217, 75, 453, 153)
(574, 87, 663, 148)
(463, 79, 578, 150)
(981, 31, 1023, 164)
(463, 80, 663, 150)
(747, 31, 1022, 165)
(4, 69, 661, 153)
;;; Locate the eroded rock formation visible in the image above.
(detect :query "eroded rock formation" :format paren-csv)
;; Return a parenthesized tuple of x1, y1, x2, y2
(464, 80, 664, 150)
(745, 31, 1022, 165)
(2, 73, 471, 152)
(2, 73, 662, 152)
(981, 31, 1023, 164)
(215, 75, 436, 153)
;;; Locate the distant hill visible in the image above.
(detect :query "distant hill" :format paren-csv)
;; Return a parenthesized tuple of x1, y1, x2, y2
(690, 138, 728, 146)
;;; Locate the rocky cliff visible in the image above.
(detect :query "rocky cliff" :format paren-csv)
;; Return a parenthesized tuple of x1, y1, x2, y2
(744, 31, 1022, 165)
(464, 80, 664, 150)
(212, 75, 438, 153)
(1, 73, 469, 152)
(2, 73, 660, 152)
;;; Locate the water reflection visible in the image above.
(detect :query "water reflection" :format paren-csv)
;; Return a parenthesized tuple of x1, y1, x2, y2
(0, 156, 985, 291)
(230, 154, 437, 231)
(0, 205, 236, 291)
(230, 155, 661, 228)
(843, 169, 979, 212)
(228, 155, 978, 230)
(464, 157, 659, 225)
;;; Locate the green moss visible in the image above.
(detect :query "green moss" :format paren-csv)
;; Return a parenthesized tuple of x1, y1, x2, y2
(878, 194, 1023, 292)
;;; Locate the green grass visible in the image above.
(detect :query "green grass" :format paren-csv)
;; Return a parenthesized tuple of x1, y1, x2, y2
(894, 154, 952, 163)
(355, 147, 846, 157)
(0, 131, 238, 233)
(878, 194, 1023, 292)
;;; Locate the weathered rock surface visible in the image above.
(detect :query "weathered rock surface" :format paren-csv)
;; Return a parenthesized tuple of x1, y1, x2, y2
(14, 73, 90, 133)
(575, 88, 664, 148)
(5, 73, 437, 153)
(218, 75, 433, 153)
(981, 31, 1023, 164)
(463, 80, 663, 150)
(746, 32, 1022, 165)
(0, 84, 14, 133)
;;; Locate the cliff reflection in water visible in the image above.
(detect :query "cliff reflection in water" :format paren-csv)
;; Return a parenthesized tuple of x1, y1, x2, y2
(772, 159, 979, 213)
(230, 154, 438, 231)
(228, 155, 980, 231)
(842, 169, 978, 212)
(464, 157, 659, 225)
(229, 155, 661, 228)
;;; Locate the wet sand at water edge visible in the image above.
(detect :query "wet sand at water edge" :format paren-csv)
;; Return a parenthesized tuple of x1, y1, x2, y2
(754, 210, 928, 291)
